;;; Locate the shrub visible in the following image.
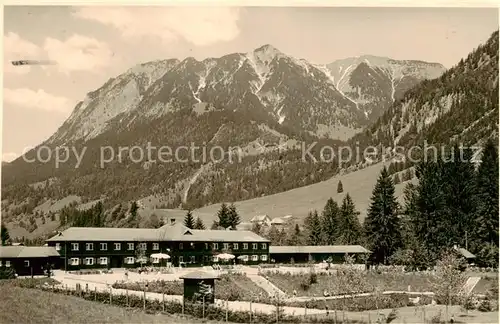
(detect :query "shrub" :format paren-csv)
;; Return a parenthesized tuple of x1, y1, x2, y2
(0, 267, 16, 280)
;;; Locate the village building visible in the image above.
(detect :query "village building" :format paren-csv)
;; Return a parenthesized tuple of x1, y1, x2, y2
(46, 222, 270, 270)
(249, 215, 271, 227)
(0, 246, 60, 276)
(269, 245, 371, 263)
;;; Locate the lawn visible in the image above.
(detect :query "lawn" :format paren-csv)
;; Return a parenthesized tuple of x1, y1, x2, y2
(113, 273, 268, 301)
(0, 284, 229, 324)
(473, 276, 499, 297)
(265, 270, 449, 297)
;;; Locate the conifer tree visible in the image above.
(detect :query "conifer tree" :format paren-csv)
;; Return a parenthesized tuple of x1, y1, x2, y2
(473, 139, 499, 262)
(321, 198, 340, 245)
(184, 210, 195, 229)
(227, 203, 241, 230)
(286, 223, 304, 245)
(304, 210, 322, 245)
(1, 224, 10, 246)
(215, 203, 230, 229)
(337, 180, 344, 193)
(194, 217, 206, 230)
(337, 194, 362, 245)
(364, 167, 402, 264)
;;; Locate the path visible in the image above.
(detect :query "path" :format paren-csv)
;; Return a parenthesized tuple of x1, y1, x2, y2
(463, 276, 481, 295)
(247, 273, 287, 298)
(53, 275, 326, 317)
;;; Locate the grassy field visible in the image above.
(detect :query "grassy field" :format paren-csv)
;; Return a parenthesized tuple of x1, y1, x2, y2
(265, 271, 448, 297)
(473, 276, 499, 296)
(195, 162, 415, 224)
(0, 284, 229, 324)
(113, 273, 268, 301)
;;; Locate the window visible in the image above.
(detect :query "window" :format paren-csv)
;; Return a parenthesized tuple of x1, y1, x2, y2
(251, 255, 258, 261)
(127, 243, 134, 251)
(86, 243, 94, 251)
(139, 243, 147, 250)
(71, 243, 79, 251)
(223, 243, 229, 250)
(152, 243, 159, 250)
(152, 257, 160, 264)
(5, 261, 10, 267)
(100, 243, 108, 251)
(243, 243, 248, 250)
(260, 255, 268, 261)
(99, 257, 108, 265)
(179, 243, 183, 250)
(24, 260, 30, 267)
(114, 243, 121, 250)
(233, 243, 239, 250)
(240, 255, 249, 261)
(0, 261, 2, 266)
(70, 258, 79, 266)
(179, 256, 184, 263)
(125, 257, 135, 264)
(55, 243, 61, 251)
(252, 243, 258, 250)
(190, 256, 195, 263)
(261, 243, 267, 249)
(205, 243, 209, 250)
(212, 255, 219, 262)
(213, 243, 218, 250)
(85, 257, 94, 265)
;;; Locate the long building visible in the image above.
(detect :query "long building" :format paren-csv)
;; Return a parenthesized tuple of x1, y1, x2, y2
(46, 222, 270, 270)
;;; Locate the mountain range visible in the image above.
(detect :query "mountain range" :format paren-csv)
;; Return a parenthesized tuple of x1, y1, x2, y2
(2, 31, 498, 237)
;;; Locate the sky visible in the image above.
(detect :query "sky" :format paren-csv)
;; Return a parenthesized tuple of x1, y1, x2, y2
(2, 6, 498, 162)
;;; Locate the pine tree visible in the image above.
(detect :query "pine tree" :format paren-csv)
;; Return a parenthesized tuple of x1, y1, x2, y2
(364, 167, 402, 264)
(184, 210, 195, 229)
(441, 145, 476, 248)
(1, 224, 10, 246)
(337, 194, 362, 245)
(411, 160, 448, 262)
(321, 198, 340, 245)
(286, 224, 304, 245)
(194, 217, 206, 230)
(216, 203, 230, 229)
(473, 139, 499, 258)
(304, 210, 322, 245)
(337, 180, 344, 193)
(227, 203, 241, 230)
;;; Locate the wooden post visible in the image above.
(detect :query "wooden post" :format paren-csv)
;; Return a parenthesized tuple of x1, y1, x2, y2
(225, 299, 228, 322)
(249, 301, 252, 323)
(143, 289, 146, 311)
(202, 296, 205, 320)
(304, 305, 307, 317)
(109, 286, 112, 305)
(162, 292, 165, 312)
(94, 287, 97, 301)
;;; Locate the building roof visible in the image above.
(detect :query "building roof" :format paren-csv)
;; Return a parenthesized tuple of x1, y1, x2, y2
(271, 217, 286, 225)
(180, 271, 220, 280)
(236, 222, 253, 231)
(250, 215, 270, 222)
(454, 247, 476, 259)
(269, 245, 371, 254)
(0, 246, 60, 258)
(46, 223, 269, 243)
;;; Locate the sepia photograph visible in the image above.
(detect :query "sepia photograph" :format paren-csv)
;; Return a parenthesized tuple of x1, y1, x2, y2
(1, 2, 499, 323)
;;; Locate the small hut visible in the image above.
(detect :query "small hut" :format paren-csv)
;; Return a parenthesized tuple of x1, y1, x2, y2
(179, 271, 219, 305)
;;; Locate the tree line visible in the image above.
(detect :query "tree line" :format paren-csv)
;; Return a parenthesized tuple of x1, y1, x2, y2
(256, 139, 498, 268)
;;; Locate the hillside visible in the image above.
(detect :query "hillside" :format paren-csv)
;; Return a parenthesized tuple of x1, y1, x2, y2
(352, 30, 499, 153)
(1, 43, 445, 232)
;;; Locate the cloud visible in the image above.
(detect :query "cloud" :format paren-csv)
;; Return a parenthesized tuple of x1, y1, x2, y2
(44, 34, 114, 74)
(4, 88, 74, 114)
(73, 7, 241, 46)
(2, 152, 19, 163)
